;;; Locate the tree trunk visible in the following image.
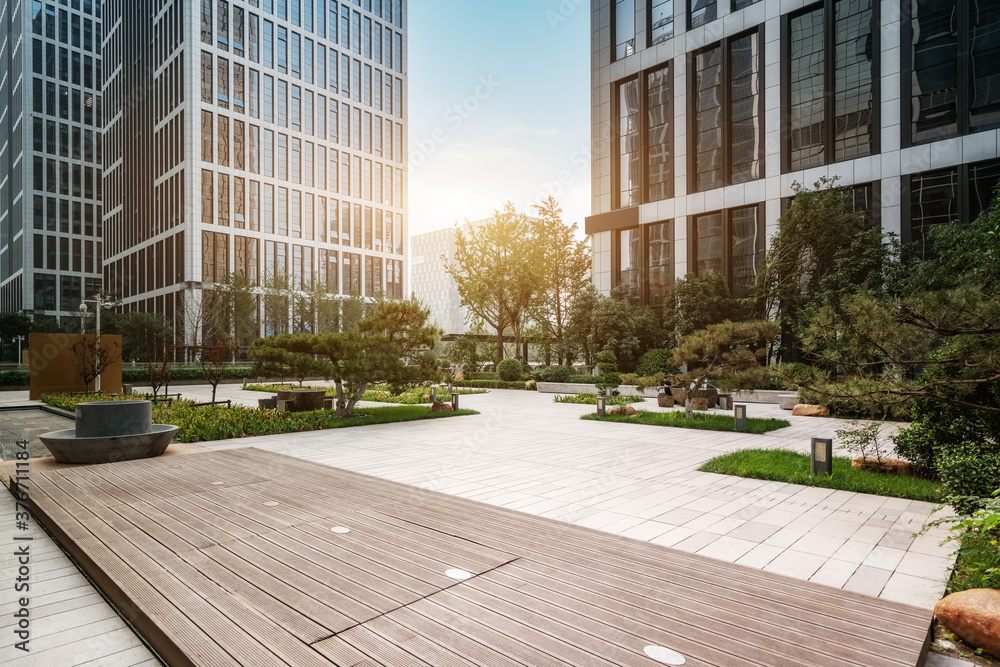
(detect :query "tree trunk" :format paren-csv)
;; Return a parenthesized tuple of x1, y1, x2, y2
(685, 396, 694, 419)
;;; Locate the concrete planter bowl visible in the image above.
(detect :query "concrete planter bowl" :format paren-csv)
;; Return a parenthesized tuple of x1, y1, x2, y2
(39, 400, 178, 465)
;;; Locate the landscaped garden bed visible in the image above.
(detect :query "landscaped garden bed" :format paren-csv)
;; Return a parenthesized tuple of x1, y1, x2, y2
(553, 393, 644, 405)
(41, 393, 478, 443)
(243, 383, 487, 404)
(581, 410, 789, 434)
(698, 448, 941, 502)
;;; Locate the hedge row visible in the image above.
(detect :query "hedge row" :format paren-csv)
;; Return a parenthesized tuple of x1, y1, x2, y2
(121, 365, 259, 383)
(0, 369, 29, 385)
(452, 379, 534, 391)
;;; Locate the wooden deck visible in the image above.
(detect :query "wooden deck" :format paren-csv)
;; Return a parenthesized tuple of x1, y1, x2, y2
(16, 448, 933, 666)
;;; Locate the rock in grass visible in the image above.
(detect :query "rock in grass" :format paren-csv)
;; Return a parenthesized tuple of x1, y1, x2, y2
(935, 589, 1000, 659)
(430, 401, 453, 412)
(525, 380, 536, 390)
(792, 404, 831, 417)
(607, 405, 637, 416)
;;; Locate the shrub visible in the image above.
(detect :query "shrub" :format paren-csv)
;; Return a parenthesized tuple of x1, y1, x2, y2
(594, 350, 621, 392)
(937, 441, 1000, 515)
(469, 371, 499, 380)
(538, 365, 571, 382)
(891, 421, 938, 478)
(636, 349, 673, 377)
(497, 358, 523, 381)
(451, 379, 532, 390)
(0, 369, 29, 386)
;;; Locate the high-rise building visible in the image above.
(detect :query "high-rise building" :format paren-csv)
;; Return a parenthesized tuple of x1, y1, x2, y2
(587, 0, 1000, 307)
(1, 1, 105, 326)
(102, 0, 407, 343)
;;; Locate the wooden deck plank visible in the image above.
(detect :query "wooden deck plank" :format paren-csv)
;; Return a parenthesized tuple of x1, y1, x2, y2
(15, 449, 932, 667)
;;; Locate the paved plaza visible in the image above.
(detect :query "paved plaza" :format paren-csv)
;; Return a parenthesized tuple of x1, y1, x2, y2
(0, 385, 958, 665)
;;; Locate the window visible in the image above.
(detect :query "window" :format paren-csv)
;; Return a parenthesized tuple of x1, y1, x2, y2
(249, 13, 259, 62)
(649, 0, 673, 46)
(201, 0, 212, 44)
(202, 110, 213, 162)
(786, 0, 876, 170)
(202, 170, 214, 224)
(218, 115, 230, 166)
(908, 158, 1000, 257)
(690, 0, 716, 28)
(217, 0, 229, 49)
(263, 19, 273, 68)
(290, 31, 300, 78)
(250, 69, 260, 118)
(615, 0, 635, 60)
(218, 57, 230, 108)
(234, 177, 246, 228)
(691, 29, 761, 192)
(233, 6, 244, 55)
(218, 174, 230, 226)
(906, 0, 1000, 144)
(647, 66, 672, 201)
(618, 228, 641, 302)
(277, 26, 287, 73)
(693, 206, 761, 297)
(201, 52, 213, 102)
(234, 119, 245, 169)
(234, 63, 245, 111)
(648, 222, 673, 308)
(617, 78, 640, 207)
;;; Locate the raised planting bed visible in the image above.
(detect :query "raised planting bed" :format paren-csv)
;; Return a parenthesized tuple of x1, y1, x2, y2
(581, 409, 790, 434)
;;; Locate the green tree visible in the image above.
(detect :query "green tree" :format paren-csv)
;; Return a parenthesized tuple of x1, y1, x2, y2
(444, 202, 544, 363)
(671, 320, 779, 419)
(530, 197, 591, 365)
(101, 311, 173, 362)
(248, 336, 328, 386)
(213, 273, 259, 345)
(258, 299, 441, 417)
(749, 177, 868, 359)
(262, 272, 292, 336)
(573, 285, 665, 374)
(663, 273, 739, 339)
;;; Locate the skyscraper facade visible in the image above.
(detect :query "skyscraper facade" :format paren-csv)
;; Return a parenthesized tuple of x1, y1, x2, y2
(0, 1, 105, 326)
(102, 0, 407, 343)
(587, 0, 1000, 307)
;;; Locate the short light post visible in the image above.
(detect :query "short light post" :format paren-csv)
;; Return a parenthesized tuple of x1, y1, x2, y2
(79, 295, 113, 393)
(451, 392, 459, 411)
(734, 404, 747, 431)
(596, 395, 606, 417)
(13, 335, 25, 367)
(431, 386, 437, 402)
(605, 386, 613, 399)
(811, 437, 833, 476)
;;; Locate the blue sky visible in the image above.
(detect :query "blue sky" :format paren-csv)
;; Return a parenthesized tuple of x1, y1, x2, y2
(407, 0, 591, 237)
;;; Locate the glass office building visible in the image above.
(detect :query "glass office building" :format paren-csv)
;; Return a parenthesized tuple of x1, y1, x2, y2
(102, 0, 407, 343)
(0, 0, 105, 327)
(588, 0, 1000, 307)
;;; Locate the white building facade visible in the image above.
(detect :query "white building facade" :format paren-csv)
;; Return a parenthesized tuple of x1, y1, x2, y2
(102, 0, 408, 342)
(587, 0, 1000, 307)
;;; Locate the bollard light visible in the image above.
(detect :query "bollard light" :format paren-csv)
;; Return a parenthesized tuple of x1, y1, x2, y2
(431, 386, 437, 402)
(811, 437, 833, 476)
(734, 404, 747, 431)
(605, 386, 613, 399)
(596, 395, 606, 417)
(451, 392, 459, 411)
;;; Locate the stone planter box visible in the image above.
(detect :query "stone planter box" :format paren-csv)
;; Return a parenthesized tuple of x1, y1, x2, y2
(536, 382, 660, 398)
(669, 386, 719, 407)
(39, 400, 177, 464)
(276, 389, 328, 412)
(777, 394, 798, 410)
(730, 389, 793, 405)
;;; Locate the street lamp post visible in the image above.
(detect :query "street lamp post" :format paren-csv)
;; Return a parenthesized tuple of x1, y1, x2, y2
(79, 295, 113, 393)
(13, 335, 25, 367)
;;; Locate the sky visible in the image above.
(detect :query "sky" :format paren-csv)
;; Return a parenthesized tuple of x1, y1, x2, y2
(407, 0, 592, 238)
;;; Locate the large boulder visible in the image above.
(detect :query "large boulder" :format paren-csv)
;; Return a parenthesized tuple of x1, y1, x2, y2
(525, 380, 536, 390)
(792, 404, 831, 417)
(430, 401, 453, 412)
(454, 371, 465, 381)
(607, 405, 637, 416)
(935, 589, 1000, 659)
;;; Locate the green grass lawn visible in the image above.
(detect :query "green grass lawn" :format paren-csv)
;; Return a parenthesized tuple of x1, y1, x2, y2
(554, 393, 645, 405)
(948, 530, 1000, 593)
(699, 448, 942, 502)
(581, 409, 789, 434)
(41, 393, 478, 443)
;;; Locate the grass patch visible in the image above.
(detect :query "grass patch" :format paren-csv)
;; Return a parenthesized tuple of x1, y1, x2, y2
(41, 393, 477, 444)
(699, 448, 942, 502)
(242, 383, 487, 404)
(948, 530, 1000, 593)
(554, 393, 644, 405)
(582, 410, 789, 434)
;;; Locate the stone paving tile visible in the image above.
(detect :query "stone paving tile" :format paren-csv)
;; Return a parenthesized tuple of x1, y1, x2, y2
(809, 558, 861, 589)
(843, 565, 894, 596)
(789, 532, 848, 558)
(881, 572, 949, 608)
(696, 536, 758, 563)
(763, 550, 828, 579)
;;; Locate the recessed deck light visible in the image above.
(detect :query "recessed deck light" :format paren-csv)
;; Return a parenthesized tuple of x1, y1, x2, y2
(445, 568, 472, 580)
(330, 526, 351, 533)
(644, 645, 685, 665)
